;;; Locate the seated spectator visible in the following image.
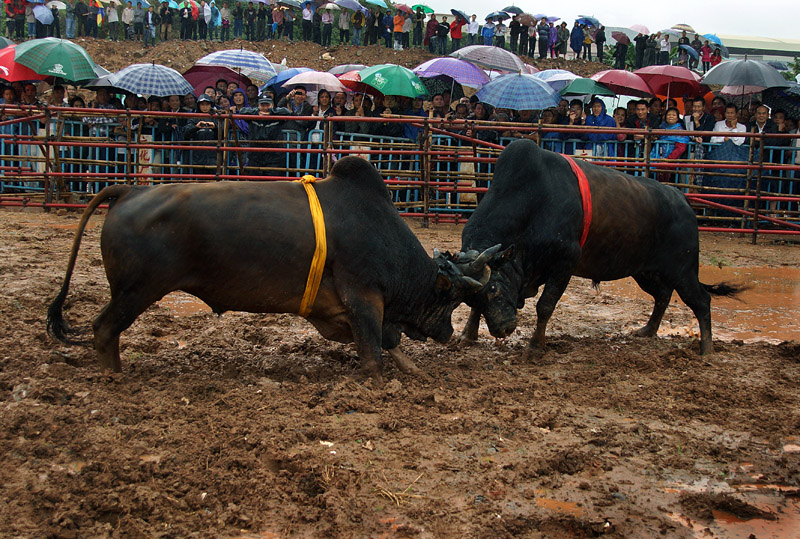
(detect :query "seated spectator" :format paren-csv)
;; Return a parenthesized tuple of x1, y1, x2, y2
(652, 107, 689, 159)
(465, 102, 498, 145)
(240, 93, 292, 176)
(183, 94, 221, 177)
(583, 98, 617, 156)
(277, 85, 313, 136)
(710, 104, 746, 145)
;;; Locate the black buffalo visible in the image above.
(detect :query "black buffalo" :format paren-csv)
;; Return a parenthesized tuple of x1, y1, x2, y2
(47, 157, 499, 382)
(458, 139, 744, 356)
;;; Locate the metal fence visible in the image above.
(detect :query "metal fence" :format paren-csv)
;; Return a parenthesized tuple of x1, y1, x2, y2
(1, 104, 799, 242)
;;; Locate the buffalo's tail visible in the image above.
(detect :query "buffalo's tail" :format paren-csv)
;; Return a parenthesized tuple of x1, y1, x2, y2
(702, 281, 752, 301)
(47, 185, 133, 344)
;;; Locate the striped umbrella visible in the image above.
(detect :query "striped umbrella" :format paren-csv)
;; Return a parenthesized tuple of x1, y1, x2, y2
(109, 63, 194, 97)
(196, 49, 277, 84)
(450, 45, 525, 72)
(475, 73, 560, 110)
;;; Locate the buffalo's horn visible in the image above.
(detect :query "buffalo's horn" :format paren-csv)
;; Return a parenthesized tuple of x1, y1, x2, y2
(462, 276, 484, 289)
(469, 244, 503, 272)
(433, 248, 442, 259)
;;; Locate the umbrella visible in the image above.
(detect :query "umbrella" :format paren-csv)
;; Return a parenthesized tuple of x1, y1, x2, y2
(320, 3, 340, 10)
(278, 0, 302, 8)
(450, 45, 525, 72)
(334, 0, 366, 12)
(485, 11, 509, 21)
(46, 1, 67, 8)
(358, 63, 427, 98)
(590, 69, 653, 97)
(421, 78, 465, 101)
(109, 63, 194, 97)
(168, 0, 179, 7)
(559, 78, 615, 97)
(475, 73, 560, 110)
(702, 58, 789, 92)
(531, 69, 579, 92)
(328, 63, 367, 75)
(522, 63, 539, 74)
(634, 65, 705, 98)
(413, 57, 489, 88)
(32, 5, 54, 25)
(0, 37, 14, 48)
(671, 23, 695, 33)
(183, 64, 252, 93)
(517, 14, 536, 27)
(703, 33, 723, 46)
(0, 45, 47, 82)
(363, 0, 387, 8)
(629, 24, 649, 35)
(395, 3, 412, 13)
(610, 31, 630, 45)
(678, 44, 699, 61)
(546, 16, 560, 23)
(411, 4, 433, 14)
(762, 84, 800, 119)
(196, 48, 277, 84)
(263, 67, 313, 92)
(338, 70, 382, 96)
(14, 37, 98, 81)
(576, 15, 599, 27)
(451, 9, 468, 23)
(502, 6, 522, 15)
(284, 70, 348, 92)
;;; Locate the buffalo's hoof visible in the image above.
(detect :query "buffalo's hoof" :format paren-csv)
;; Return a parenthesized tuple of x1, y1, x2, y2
(457, 332, 478, 346)
(632, 326, 658, 338)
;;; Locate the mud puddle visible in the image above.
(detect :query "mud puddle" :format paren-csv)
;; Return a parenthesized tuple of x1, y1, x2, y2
(601, 265, 800, 343)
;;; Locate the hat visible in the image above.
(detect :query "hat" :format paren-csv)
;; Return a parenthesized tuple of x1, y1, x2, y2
(197, 94, 214, 104)
(258, 94, 274, 104)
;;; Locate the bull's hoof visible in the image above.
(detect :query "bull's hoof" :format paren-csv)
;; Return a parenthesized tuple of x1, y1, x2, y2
(457, 332, 477, 346)
(632, 326, 658, 338)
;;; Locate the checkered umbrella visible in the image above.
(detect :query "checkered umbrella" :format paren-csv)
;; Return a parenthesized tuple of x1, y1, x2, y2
(475, 73, 560, 110)
(196, 49, 277, 84)
(450, 45, 526, 73)
(14, 37, 97, 82)
(109, 63, 194, 97)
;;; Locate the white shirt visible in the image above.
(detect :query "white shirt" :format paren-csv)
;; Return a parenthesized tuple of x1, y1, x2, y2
(659, 38, 670, 52)
(302, 7, 312, 21)
(107, 6, 118, 22)
(467, 20, 479, 35)
(710, 120, 746, 145)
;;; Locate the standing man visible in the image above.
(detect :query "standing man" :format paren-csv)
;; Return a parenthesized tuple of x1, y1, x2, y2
(449, 15, 464, 52)
(159, 1, 172, 40)
(144, 3, 159, 46)
(436, 15, 449, 55)
(658, 33, 670, 65)
(350, 7, 362, 45)
(74, 0, 88, 37)
(320, 7, 332, 46)
(337, 7, 348, 44)
(413, 6, 424, 47)
(106, 1, 119, 40)
(536, 17, 549, 59)
(509, 15, 520, 52)
(595, 25, 606, 62)
(633, 32, 647, 68)
(301, 1, 312, 41)
(133, 1, 144, 40)
(121, 0, 133, 38)
(467, 13, 478, 46)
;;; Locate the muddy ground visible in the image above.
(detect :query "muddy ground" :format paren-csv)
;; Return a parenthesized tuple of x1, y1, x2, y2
(0, 208, 799, 538)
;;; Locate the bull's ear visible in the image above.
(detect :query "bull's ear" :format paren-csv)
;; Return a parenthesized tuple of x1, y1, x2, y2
(490, 245, 515, 269)
(435, 274, 452, 292)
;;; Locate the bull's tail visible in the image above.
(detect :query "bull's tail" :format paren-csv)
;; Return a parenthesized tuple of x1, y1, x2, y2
(702, 281, 752, 300)
(47, 185, 134, 344)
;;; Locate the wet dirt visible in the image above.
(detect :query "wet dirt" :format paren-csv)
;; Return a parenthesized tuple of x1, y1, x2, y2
(0, 209, 799, 538)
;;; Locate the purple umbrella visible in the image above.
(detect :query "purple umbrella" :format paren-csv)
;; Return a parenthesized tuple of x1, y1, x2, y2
(334, 0, 367, 12)
(413, 57, 490, 89)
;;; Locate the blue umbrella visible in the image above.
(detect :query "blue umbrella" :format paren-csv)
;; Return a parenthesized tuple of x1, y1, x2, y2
(109, 63, 194, 97)
(451, 9, 468, 23)
(262, 67, 313, 92)
(334, 0, 367, 12)
(679, 44, 699, 60)
(576, 15, 600, 27)
(703, 33, 722, 46)
(502, 6, 522, 15)
(475, 73, 560, 110)
(168, 0, 179, 8)
(363, 0, 387, 7)
(32, 5, 54, 25)
(485, 11, 509, 21)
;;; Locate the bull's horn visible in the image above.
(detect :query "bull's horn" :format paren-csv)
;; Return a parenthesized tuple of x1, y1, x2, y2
(462, 276, 485, 290)
(469, 244, 503, 272)
(433, 248, 442, 259)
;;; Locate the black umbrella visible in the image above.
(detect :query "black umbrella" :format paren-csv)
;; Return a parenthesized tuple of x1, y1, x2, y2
(762, 83, 800, 119)
(502, 6, 523, 15)
(451, 9, 469, 23)
(421, 77, 465, 101)
(702, 58, 789, 90)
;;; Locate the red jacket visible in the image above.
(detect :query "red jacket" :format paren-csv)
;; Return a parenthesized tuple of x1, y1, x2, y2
(450, 19, 464, 39)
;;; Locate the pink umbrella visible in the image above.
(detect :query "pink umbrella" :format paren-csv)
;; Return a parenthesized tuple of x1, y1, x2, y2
(183, 65, 252, 94)
(338, 70, 383, 96)
(591, 69, 653, 97)
(283, 70, 347, 92)
(629, 24, 649, 35)
(634, 65, 705, 99)
(395, 3, 412, 13)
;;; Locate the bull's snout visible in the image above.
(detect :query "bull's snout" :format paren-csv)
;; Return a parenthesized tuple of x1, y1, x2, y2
(488, 320, 516, 339)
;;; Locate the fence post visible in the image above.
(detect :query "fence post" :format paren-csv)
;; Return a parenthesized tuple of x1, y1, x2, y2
(643, 127, 652, 178)
(222, 117, 230, 179)
(125, 109, 132, 184)
(215, 112, 223, 182)
(43, 106, 52, 210)
(752, 133, 765, 245)
(421, 118, 430, 228)
(741, 136, 756, 231)
(322, 118, 332, 177)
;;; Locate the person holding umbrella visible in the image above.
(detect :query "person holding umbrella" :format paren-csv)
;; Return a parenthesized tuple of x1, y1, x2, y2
(413, 7, 424, 47)
(450, 14, 465, 52)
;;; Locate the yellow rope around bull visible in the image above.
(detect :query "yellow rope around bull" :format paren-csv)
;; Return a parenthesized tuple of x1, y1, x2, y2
(295, 174, 327, 318)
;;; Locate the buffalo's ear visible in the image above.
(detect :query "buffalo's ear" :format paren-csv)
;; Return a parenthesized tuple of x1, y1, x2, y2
(490, 245, 515, 269)
(435, 274, 452, 292)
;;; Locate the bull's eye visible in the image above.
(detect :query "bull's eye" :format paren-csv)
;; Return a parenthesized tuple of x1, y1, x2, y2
(487, 283, 499, 298)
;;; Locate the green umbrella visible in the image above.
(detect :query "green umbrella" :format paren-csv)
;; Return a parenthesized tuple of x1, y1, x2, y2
(358, 64, 429, 98)
(559, 77, 616, 97)
(13, 37, 98, 82)
(411, 4, 434, 13)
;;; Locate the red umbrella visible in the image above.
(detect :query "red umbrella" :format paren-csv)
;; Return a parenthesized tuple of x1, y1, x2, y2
(591, 69, 653, 97)
(634, 65, 705, 99)
(395, 3, 413, 13)
(183, 65, 252, 95)
(338, 70, 383, 96)
(610, 31, 630, 45)
(0, 44, 46, 83)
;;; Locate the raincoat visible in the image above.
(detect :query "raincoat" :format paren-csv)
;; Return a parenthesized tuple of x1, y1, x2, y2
(583, 99, 617, 156)
(569, 24, 583, 55)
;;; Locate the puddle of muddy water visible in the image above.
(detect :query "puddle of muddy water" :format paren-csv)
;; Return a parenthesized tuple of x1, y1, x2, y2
(599, 265, 800, 343)
(157, 292, 212, 317)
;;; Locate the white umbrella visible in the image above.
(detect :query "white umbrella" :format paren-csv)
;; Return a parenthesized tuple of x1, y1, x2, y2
(284, 71, 347, 92)
(320, 3, 340, 10)
(46, 1, 67, 9)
